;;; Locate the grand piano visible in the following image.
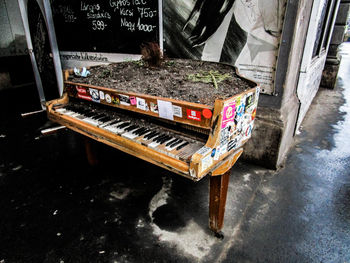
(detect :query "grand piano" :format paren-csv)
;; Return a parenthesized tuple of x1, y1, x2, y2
(46, 58, 260, 236)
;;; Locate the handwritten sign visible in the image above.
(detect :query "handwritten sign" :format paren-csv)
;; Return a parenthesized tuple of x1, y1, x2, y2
(51, 0, 159, 54)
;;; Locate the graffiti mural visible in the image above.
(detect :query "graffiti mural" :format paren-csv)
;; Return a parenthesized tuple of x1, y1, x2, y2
(163, 0, 286, 94)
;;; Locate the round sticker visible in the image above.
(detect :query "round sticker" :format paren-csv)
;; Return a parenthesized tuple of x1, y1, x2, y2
(202, 108, 213, 119)
(105, 94, 112, 103)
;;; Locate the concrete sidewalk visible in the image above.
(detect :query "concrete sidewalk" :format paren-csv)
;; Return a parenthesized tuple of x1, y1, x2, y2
(0, 44, 349, 262)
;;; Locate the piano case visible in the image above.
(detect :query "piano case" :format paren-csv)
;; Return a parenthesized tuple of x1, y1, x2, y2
(46, 59, 260, 235)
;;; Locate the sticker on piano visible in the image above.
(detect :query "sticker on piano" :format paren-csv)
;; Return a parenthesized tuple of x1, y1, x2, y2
(112, 96, 120, 105)
(173, 105, 182, 118)
(227, 138, 238, 152)
(221, 101, 236, 128)
(119, 94, 130, 106)
(76, 86, 87, 94)
(150, 102, 158, 113)
(130, 96, 137, 106)
(99, 91, 105, 100)
(89, 88, 100, 103)
(105, 94, 112, 104)
(136, 97, 148, 111)
(213, 144, 227, 161)
(77, 93, 92, 101)
(157, 100, 174, 121)
(196, 146, 212, 156)
(201, 154, 213, 173)
(220, 126, 230, 146)
(186, 109, 201, 122)
(245, 92, 254, 110)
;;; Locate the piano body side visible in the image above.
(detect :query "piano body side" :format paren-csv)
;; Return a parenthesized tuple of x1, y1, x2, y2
(190, 86, 260, 179)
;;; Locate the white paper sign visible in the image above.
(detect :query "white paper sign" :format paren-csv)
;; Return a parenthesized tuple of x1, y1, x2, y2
(157, 100, 174, 120)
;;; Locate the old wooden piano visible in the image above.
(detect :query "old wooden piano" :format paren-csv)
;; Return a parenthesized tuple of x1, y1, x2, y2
(46, 59, 260, 236)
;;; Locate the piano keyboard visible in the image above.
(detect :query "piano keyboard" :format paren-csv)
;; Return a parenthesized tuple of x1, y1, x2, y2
(54, 103, 205, 162)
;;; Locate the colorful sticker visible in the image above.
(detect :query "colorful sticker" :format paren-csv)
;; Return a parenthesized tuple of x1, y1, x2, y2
(173, 105, 183, 118)
(196, 146, 212, 156)
(89, 88, 100, 102)
(245, 92, 254, 109)
(105, 94, 112, 103)
(245, 124, 253, 137)
(130, 96, 137, 105)
(187, 109, 201, 121)
(119, 94, 130, 106)
(150, 102, 158, 113)
(112, 96, 120, 105)
(157, 100, 174, 121)
(201, 154, 213, 173)
(251, 108, 257, 120)
(221, 101, 236, 128)
(136, 97, 147, 111)
(99, 91, 105, 100)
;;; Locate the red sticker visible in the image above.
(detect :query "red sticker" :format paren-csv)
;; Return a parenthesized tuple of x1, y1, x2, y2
(187, 109, 201, 121)
(202, 108, 212, 119)
(78, 93, 92, 101)
(76, 86, 87, 94)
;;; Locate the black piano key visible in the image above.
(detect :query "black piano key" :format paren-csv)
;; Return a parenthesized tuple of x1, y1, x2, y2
(165, 138, 177, 146)
(153, 134, 166, 142)
(93, 113, 105, 119)
(125, 125, 139, 132)
(107, 119, 121, 126)
(144, 131, 157, 139)
(159, 135, 172, 144)
(138, 129, 151, 136)
(117, 122, 131, 129)
(147, 132, 160, 140)
(98, 116, 111, 122)
(169, 139, 183, 148)
(176, 141, 189, 151)
(132, 127, 145, 134)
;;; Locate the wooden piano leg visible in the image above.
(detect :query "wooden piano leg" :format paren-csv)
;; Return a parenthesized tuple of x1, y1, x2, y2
(84, 137, 99, 166)
(209, 168, 231, 238)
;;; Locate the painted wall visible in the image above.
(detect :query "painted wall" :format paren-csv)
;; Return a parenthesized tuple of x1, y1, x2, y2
(163, 0, 286, 95)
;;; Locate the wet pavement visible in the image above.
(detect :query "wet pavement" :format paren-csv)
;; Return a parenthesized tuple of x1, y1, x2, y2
(1, 44, 350, 262)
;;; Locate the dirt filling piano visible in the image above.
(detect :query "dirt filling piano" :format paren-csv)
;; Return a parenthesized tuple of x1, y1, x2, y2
(46, 61, 260, 236)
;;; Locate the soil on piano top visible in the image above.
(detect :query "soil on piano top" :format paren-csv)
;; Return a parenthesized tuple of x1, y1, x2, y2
(68, 59, 255, 106)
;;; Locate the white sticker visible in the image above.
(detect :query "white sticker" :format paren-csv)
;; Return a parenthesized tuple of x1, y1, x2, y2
(119, 94, 130, 106)
(136, 97, 147, 111)
(89, 88, 100, 102)
(157, 100, 174, 121)
(105, 94, 112, 103)
(173, 105, 182, 118)
(196, 146, 212, 156)
(150, 102, 158, 113)
(201, 154, 213, 173)
(99, 91, 105, 100)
